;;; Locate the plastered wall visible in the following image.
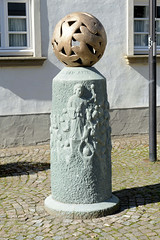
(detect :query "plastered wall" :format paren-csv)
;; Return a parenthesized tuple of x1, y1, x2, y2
(0, 0, 160, 116)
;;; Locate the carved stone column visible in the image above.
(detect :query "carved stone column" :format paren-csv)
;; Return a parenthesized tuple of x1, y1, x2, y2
(45, 12, 119, 219)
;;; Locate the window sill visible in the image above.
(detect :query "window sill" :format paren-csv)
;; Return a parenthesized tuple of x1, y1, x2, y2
(0, 56, 47, 67)
(124, 55, 160, 64)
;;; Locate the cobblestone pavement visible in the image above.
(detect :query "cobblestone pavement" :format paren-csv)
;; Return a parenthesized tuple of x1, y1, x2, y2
(0, 134, 160, 240)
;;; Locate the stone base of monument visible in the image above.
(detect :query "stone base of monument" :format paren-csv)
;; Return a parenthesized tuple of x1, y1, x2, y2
(45, 67, 119, 219)
(45, 195, 119, 219)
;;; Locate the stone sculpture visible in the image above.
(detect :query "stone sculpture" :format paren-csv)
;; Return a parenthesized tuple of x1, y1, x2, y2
(45, 12, 119, 219)
(50, 82, 110, 166)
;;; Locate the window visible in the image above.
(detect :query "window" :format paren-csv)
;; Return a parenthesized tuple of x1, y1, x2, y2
(8, 2, 28, 48)
(127, 0, 160, 55)
(134, 5, 149, 54)
(134, 4, 160, 54)
(0, 0, 42, 57)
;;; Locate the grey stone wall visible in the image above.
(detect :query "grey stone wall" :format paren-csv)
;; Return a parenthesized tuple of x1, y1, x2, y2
(1, 108, 160, 148)
(110, 108, 149, 136)
(0, 114, 50, 148)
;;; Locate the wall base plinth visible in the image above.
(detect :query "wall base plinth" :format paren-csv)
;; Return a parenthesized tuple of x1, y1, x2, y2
(44, 195, 119, 219)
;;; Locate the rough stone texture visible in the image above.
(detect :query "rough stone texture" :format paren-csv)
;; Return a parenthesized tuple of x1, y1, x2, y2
(46, 67, 117, 217)
(0, 135, 160, 239)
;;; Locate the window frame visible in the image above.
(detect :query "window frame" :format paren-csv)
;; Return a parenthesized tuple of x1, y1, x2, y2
(134, 4, 149, 54)
(0, 0, 42, 57)
(127, 0, 160, 55)
(7, 1, 30, 49)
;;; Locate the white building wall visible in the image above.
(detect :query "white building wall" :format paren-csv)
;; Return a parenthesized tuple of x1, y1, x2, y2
(0, 0, 159, 114)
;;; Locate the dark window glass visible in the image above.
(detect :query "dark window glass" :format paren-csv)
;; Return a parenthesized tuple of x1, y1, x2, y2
(157, 7, 160, 18)
(157, 34, 160, 45)
(134, 6, 148, 18)
(8, 3, 26, 16)
(135, 6, 160, 18)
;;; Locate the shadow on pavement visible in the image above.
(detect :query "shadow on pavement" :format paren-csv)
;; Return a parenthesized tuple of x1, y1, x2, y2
(113, 183, 160, 211)
(1, 161, 159, 211)
(0, 162, 50, 178)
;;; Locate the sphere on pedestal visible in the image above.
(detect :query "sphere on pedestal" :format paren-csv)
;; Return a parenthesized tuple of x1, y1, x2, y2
(52, 12, 107, 67)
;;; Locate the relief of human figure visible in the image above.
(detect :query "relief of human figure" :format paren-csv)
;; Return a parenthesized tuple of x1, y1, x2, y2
(67, 84, 87, 141)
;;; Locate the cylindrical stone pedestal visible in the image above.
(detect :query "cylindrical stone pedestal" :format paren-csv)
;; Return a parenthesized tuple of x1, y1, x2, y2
(45, 67, 119, 218)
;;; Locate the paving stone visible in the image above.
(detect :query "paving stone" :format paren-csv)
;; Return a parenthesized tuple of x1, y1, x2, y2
(35, 236, 44, 240)
(0, 136, 160, 239)
(15, 236, 25, 240)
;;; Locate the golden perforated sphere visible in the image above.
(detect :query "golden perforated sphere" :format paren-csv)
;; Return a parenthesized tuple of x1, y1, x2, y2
(52, 12, 107, 67)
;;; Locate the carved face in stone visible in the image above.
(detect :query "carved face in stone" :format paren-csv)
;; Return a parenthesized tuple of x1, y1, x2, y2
(74, 84, 83, 97)
(75, 87, 82, 97)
